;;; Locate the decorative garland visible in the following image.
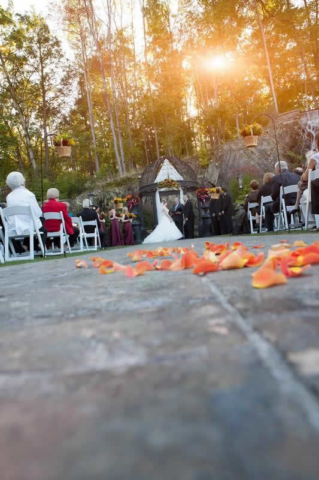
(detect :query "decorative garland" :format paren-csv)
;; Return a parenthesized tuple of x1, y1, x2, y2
(158, 179, 180, 190)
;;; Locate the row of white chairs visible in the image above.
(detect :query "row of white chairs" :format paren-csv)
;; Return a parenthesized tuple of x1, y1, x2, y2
(0, 206, 101, 263)
(248, 169, 319, 234)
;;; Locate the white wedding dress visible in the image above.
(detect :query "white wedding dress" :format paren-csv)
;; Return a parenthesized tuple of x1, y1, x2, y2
(143, 205, 183, 244)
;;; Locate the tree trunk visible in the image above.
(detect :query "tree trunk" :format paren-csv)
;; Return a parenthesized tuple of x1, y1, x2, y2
(0, 52, 37, 170)
(80, 29, 100, 172)
(83, 0, 124, 177)
(38, 42, 50, 173)
(142, 0, 160, 158)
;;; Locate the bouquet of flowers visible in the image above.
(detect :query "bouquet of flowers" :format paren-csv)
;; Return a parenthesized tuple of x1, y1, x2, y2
(209, 187, 224, 194)
(158, 179, 179, 190)
(114, 197, 124, 205)
(125, 194, 140, 210)
(196, 188, 210, 202)
(116, 212, 123, 218)
(127, 213, 137, 219)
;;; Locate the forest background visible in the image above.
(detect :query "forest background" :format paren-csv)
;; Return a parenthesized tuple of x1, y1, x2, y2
(0, 0, 318, 203)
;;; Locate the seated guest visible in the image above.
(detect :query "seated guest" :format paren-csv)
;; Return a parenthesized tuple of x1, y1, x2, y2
(122, 207, 134, 245)
(264, 161, 299, 231)
(109, 206, 124, 247)
(78, 200, 105, 247)
(64, 202, 74, 217)
(300, 134, 319, 222)
(43, 188, 79, 247)
(6, 172, 43, 234)
(5, 172, 46, 251)
(257, 172, 275, 204)
(244, 180, 259, 217)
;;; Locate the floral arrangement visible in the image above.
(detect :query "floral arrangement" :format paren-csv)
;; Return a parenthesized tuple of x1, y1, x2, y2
(209, 187, 224, 194)
(114, 197, 124, 204)
(127, 213, 137, 219)
(116, 212, 123, 218)
(158, 179, 179, 190)
(196, 188, 210, 202)
(125, 194, 140, 210)
(240, 122, 262, 138)
(53, 133, 75, 146)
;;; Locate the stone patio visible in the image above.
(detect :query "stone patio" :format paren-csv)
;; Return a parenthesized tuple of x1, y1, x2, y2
(1, 232, 319, 480)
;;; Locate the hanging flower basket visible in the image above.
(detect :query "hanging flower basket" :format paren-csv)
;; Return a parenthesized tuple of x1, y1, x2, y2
(244, 135, 258, 148)
(241, 123, 262, 148)
(53, 134, 74, 157)
(55, 146, 72, 158)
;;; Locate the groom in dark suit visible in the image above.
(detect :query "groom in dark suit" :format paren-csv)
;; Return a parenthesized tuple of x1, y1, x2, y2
(172, 196, 184, 235)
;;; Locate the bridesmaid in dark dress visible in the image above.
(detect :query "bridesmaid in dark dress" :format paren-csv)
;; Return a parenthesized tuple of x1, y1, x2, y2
(122, 207, 135, 245)
(109, 208, 124, 246)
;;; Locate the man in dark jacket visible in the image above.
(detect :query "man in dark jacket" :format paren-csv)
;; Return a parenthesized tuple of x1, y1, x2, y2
(78, 200, 105, 246)
(183, 194, 194, 238)
(264, 161, 299, 231)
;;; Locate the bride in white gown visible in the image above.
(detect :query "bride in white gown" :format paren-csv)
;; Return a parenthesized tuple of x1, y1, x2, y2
(143, 199, 183, 244)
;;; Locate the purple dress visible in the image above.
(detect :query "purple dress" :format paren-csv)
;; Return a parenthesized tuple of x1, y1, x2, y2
(110, 218, 124, 246)
(123, 217, 135, 245)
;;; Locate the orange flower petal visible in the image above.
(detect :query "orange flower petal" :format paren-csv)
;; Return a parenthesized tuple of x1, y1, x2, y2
(193, 260, 219, 276)
(280, 258, 310, 277)
(113, 262, 126, 272)
(99, 259, 113, 268)
(231, 241, 243, 250)
(252, 244, 265, 249)
(252, 267, 287, 289)
(245, 252, 264, 268)
(181, 251, 199, 269)
(296, 252, 319, 266)
(293, 240, 307, 247)
(98, 265, 114, 274)
(125, 265, 143, 277)
(75, 259, 88, 268)
(135, 261, 154, 274)
(219, 251, 248, 270)
(169, 258, 184, 271)
(159, 259, 174, 270)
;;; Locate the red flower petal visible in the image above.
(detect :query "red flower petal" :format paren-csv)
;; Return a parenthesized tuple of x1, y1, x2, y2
(252, 267, 287, 289)
(193, 260, 219, 276)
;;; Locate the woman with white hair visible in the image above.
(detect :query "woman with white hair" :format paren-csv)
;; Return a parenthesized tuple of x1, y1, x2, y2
(6, 171, 43, 235)
(43, 188, 79, 247)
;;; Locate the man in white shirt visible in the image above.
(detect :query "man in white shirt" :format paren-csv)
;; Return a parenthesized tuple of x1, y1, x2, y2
(5, 172, 46, 251)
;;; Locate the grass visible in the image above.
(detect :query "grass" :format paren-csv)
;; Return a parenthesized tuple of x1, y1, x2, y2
(0, 246, 124, 268)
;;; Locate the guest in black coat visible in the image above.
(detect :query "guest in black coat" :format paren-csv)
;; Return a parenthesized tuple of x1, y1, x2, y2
(219, 189, 233, 234)
(209, 193, 221, 236)
(183, 194, 194, 238)
(264, 162, 300, 231)
(78, 200, 105, 247)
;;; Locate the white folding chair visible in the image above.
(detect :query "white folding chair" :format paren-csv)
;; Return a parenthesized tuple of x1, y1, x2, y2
(247, 202, 259, 234)
(0, 206, 45, 262)
(280, 185, 302, 230)
(71, 217, 84, 252)
(44, 211, 71, 256)
(0, 227, 4, 264)
(259, 195, 272, 233)
(305, 169, 319, 229)
(81, 219, 100, 251)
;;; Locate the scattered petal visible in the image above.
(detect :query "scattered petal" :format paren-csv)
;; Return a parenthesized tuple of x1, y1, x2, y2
(293, 240, 307, 247)
(252, 244, 265, 249)
(98, 265, 114, 275)
(193, 260, 219, 275)
(135, 261, 154, 274)
(220, 251, 247, 270)
(252, 266, 287, 289)
(75, 259, 88, 269)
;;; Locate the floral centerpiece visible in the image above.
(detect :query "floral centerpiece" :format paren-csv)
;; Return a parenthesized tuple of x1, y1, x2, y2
(196, 188, 210, 203)
(241, 122, 262, 148)
(158, 179, 179, 190)
(53, 133, 75, 158)
(125, 194, 140, 211)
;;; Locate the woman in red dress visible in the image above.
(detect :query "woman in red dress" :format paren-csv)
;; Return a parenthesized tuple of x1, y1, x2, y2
(122, 207, 135, 245)
(109, 207, 124, 247)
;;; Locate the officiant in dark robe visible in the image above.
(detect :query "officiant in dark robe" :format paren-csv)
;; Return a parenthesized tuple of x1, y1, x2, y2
(171, 196, 184, 235)
(183, 194, 194, 238)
